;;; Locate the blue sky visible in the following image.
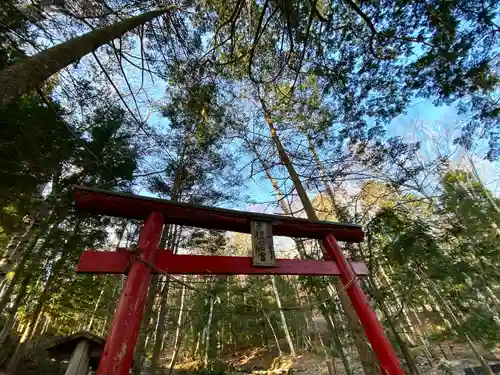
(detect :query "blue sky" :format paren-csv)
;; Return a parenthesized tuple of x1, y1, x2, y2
(241, 100, 500, 215)
(71, 31, 499, 217)
(118, 66, 499, 213)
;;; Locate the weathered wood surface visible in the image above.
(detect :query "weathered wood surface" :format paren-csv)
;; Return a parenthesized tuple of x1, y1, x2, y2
(77, 249, 370, 276)
(73, 186, 364, 242)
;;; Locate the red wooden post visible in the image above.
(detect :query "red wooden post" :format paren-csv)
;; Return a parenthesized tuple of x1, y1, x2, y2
(96, 212, 164, 375)
(322, 233, 405, 375)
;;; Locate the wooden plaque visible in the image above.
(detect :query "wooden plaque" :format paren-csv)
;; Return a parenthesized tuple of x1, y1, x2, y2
(251, 220, 275, 267)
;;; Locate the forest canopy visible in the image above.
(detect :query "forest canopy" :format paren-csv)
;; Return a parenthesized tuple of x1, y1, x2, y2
(0, 0, 499, 374)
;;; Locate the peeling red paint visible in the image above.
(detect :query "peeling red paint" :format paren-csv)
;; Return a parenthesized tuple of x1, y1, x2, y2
(96, 212, 164, 375)
(77, 251, 370, 276)
(74, 186, 364, 242)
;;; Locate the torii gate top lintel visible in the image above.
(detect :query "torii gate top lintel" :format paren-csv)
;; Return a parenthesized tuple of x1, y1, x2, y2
(73, 186, 364, 242)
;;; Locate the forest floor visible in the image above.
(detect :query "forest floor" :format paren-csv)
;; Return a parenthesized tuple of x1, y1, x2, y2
(172, 341, 500, 375)
(3, 335, 500, 374)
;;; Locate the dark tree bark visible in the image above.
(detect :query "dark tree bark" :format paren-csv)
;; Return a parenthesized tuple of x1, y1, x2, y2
(260, 98, 381, 375)
(6, 221, 80, 375)
(0, 6, 178, 107)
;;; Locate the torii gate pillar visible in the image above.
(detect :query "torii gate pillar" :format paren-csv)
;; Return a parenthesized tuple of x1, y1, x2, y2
(96, 212, 164, 375)
(73, 187, 405, 375)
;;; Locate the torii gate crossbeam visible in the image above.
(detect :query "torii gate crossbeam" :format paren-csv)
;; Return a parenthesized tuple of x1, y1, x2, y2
(73, 186, 405, 375)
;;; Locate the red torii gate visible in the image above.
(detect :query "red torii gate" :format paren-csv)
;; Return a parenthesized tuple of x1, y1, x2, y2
(73, 186, 405, 375)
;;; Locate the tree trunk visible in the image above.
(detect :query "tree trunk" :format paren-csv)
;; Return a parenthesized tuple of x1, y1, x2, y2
(204, 296, 215, 367)
(271, 275, 296, 358)
(263, 307, 282, 356)
(306, 134, 344, 219)
(0, 272, 30, 347)
(133, 275, 159, 374)
(366, 278, 420, 375)
(149, 276, 171, 375)
(147, 303, 160, 349)
(87, 286, 104, 331)
(2, 232, 22, 258)
(247, 142, 310, 259)
(6, 221, 79, 374)
(409, 305, 434, 365)
(260, 100, 380, 374)
(169, 283, 186, 368)
(0, 220, 59, 315)
(41, 314, 51, 335)
(292, 281, 313, 351)
(0, 6, 179, 107)
(312, 312, 328, 357)
(419, 269, 494, 375)
(1, 210, 38, 261)
(326, 358, 337, 375)
(0, 206, 51, 286)
(260, 303, 271, 351)
(378, 266, 416, 346)
(7, 254, 64, 374)
(318, 300, 353, 375)
(29, 311, 45, 348)
(0, 238, 36, 316)
(100, 276, 122, 337)
(193, 330, 202, 359)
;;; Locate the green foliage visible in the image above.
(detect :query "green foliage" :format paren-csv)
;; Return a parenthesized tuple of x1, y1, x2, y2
(363, 168, 500, 353)
(455, 309, 500, 348)
(0, 89, 75, 226)
(149, 55, 242, 205)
